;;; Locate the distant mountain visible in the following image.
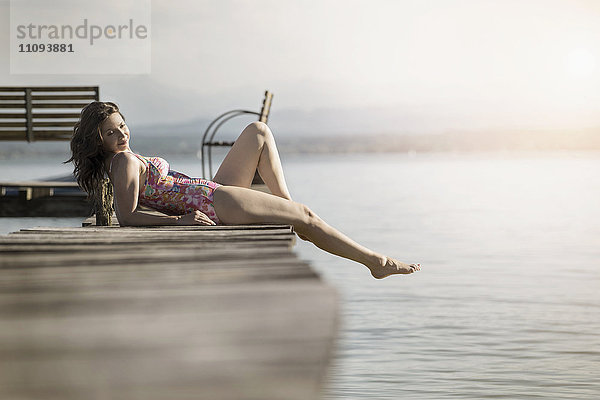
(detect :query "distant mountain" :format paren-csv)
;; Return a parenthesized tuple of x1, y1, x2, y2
(3, 131, 598, 160)
(1, 115, 598, 159)
(130, 117, 213, 137)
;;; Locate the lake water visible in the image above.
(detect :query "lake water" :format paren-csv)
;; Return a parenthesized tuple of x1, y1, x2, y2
(1, 150, 599, 399)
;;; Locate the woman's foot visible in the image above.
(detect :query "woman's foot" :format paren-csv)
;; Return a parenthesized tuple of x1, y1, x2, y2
(369, 256, 421, 279)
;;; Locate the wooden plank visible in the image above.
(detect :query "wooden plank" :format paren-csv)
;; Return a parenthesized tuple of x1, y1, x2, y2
(0, 363, 327, 400)
(0, 134, 28, 141)
(0, 247, 297, 268)
(31, 130, 72, 137)
(0, 87, 26, 92)
(32, 94, 97, 100)
(0, 122, 26, 127)
(29, 86, 99, 92)
(0, 181, 79, 188)
(9, 226, 292, 235)
(0, 280, 335, 327)
(24, 136, 71, 141)
(0, 86, 98, 92)
(3, 231, 290, 241)
(31, 129, 74, 134)
(32, 121, 77, 127)
(1, 232, 294, 241)
(0, 112, 26, 118)
(0, 267, 318, 290)
(0, 95, 25, 100)
(0, 130, 28, 135)
(0, 242, 291, 254)
(30, 103, 90, 108)
(32, 112, 80, 118)
(0, 280, 337, 400)
(0, 277, 335, 307)
(25, 133, 72, 141)
(0, 251, 302, 270)
(19, 224, 292, 232)
(0, 133, 27, 140)
(0, 103, 25, 108)
(0, 240, 296, 254)
(0, 254, 307, 272)
(12, 226, 292, 233)
(0, 236, 296, 249)
(0, 260, 318, 290)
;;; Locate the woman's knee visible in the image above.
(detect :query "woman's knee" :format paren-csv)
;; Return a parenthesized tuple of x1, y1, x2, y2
(242, 121, 272, 142)
(295, 203, 321, 232)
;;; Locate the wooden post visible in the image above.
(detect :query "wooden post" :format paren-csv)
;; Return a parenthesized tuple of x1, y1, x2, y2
(95, 179, 113, 226)
(253, 90, 273, 185)
(259, 91, 273, 123)
(25, 89, 33, 142)
(18, 188, 32, 202)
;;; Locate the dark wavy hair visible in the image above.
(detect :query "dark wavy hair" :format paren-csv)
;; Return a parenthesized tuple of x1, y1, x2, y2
(66, 101, 124, 205)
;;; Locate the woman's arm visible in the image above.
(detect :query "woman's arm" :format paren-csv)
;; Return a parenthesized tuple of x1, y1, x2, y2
(110, 152, 215, 226)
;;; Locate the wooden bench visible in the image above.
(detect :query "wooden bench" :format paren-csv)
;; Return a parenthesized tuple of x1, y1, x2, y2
(0, 86, 99, 141)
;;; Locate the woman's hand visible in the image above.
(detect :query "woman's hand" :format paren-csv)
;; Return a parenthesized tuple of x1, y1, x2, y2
(176, 210, 216, 226)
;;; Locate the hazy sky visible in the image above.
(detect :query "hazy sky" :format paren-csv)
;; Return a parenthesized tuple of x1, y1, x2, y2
(1, 0, 599, 135)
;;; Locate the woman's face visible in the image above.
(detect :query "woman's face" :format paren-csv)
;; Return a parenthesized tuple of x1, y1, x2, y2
(99, 112, 130, 153)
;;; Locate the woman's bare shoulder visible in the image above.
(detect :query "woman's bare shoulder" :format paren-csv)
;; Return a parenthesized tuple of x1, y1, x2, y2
(111, 151, 143, 171)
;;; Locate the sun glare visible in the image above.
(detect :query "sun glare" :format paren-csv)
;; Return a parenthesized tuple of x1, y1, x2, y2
(566, 48, 596, 78)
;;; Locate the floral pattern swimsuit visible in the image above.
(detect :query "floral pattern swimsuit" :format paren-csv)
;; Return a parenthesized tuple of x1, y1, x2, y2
(111, 152, 222, 224)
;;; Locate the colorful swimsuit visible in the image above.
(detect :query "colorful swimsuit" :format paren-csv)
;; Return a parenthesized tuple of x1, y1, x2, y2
(111, 152, 222, 224)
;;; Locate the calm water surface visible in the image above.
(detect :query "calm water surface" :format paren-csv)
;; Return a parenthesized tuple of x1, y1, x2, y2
(1, 151, 599, 399)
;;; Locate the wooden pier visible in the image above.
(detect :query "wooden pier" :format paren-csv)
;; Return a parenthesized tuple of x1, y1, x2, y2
(0, 181, 91, 217)
(0, 223, 338, 400)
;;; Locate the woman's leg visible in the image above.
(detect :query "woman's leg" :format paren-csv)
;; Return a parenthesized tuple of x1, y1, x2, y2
(212, 121, 292, 200)
(213, 186, 420, 279)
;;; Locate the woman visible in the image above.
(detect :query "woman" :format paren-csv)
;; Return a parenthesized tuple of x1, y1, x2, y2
(68, 101, 421, 279)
